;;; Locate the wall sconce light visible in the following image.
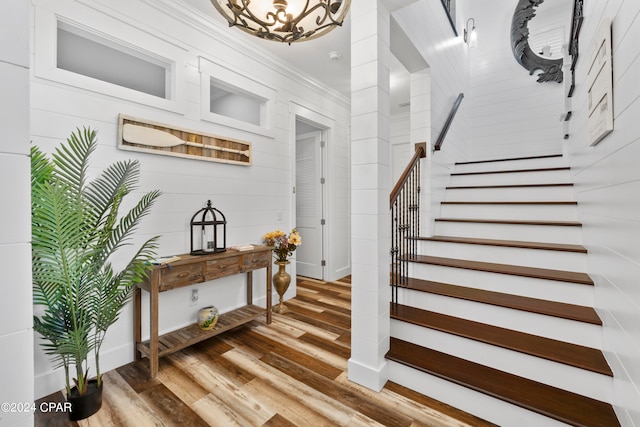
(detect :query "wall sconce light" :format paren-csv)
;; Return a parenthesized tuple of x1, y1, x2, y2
(190, 200, 227, 255)
(464, 18, 478, 48)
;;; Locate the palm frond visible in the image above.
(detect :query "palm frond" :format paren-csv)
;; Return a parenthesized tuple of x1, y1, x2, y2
(30, 145, 54, 189)
(85, 160, 139, 226)
(51, 127, 95, 194)
(32, 180, 88, 293)
(91, 190, 162, 271)
(93, 235, 158, 333)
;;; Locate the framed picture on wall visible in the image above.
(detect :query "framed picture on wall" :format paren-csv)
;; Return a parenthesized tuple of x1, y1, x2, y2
(586, 18, 613, 147)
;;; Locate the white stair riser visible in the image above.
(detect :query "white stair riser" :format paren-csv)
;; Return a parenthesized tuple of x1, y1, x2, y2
(434, 221, 583, 245)
(391, 321, 611, 402)
(444, 186, 576, 202)
(454, 157, 567, 174)
(389, 155, 615, 427)
(388, 361, 573, 427)
(395, 289, 602, 348)
(406, 263, 595, 306)
(450, 169, 572, 187)
(417, 241, 587, 271)
(440, 203, 578, 221)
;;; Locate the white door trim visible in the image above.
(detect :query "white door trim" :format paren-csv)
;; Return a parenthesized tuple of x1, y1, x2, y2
(289, 102, 335, 280)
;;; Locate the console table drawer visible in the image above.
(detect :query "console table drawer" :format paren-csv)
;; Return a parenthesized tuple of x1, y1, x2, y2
(205, 256, 241, 280)
(242, 251, 271, 270)
(159, 264, 203, 291)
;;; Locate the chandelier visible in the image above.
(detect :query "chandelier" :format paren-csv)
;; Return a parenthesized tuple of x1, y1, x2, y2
(210, 0, 351, 44)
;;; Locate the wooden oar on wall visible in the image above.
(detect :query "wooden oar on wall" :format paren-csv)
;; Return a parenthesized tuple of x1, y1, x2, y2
(122, 123, 250, 157)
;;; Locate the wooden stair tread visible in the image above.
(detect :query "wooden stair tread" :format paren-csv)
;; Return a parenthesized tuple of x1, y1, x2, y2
(391, 303, 611, 375)
(405, 255, 593, 285)
(455, 154, 563, 165)
(386, 338, 620, 427)
(447, 183, 573, 189)
(452, 166, 570, 176)
(416, 236, 587, 253)
(402, 277, 600, 324)
(435, 218, 582, 226)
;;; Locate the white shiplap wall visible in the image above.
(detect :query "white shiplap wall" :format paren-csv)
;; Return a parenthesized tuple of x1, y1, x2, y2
(466, 0, 570, 160)
(30, 0, 350, 399)
(394, 0, 470, 160)
(567, 1, 640, 425)
(391, 113, 411, 184)
(0, 1, 34, 426)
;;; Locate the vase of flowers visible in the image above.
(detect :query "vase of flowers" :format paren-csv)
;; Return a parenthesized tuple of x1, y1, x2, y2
(262, 228, 301, 313)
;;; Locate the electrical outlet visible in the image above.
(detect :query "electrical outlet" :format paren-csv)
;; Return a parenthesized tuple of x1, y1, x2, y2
(190, 289, 198, 306)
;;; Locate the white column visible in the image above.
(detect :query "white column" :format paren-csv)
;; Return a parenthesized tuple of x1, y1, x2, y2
(0, 0, 34, 425)
(348, 0, 392, 391)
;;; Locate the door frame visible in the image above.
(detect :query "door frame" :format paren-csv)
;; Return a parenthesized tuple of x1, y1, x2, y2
(289, 102, 334, 281)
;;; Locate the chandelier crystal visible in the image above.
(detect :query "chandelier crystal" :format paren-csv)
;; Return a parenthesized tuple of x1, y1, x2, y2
(211, 0, 351, 44)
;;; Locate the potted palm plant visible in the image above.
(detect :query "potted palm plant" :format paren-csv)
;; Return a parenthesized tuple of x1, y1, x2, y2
(31, 128, 161, 420)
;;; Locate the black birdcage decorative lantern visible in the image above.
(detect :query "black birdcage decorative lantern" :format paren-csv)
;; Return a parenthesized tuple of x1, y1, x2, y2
(190, 200, 226, 255)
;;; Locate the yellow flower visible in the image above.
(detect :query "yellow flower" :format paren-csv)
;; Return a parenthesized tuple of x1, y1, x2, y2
(289, 232, 301, 246)
(262, 229, 285, 241)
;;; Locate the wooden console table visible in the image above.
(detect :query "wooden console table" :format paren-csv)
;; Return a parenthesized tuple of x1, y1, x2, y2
(134, 246, 272, 377)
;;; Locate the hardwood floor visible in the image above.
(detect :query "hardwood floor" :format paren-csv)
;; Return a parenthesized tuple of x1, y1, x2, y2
(35, 276, 495, 427)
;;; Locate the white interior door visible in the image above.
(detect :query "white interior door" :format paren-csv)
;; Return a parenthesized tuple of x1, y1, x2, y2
(295, 130, 324, 279)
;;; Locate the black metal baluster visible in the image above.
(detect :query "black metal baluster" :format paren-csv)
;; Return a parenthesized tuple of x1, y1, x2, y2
(390, 144, 425, 309)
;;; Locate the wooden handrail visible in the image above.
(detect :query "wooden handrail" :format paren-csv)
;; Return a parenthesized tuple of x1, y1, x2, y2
(434, 93, 464, 152)
(390, 143, 426, 208)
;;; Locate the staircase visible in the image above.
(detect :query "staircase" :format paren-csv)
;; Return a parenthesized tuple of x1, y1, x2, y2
(386, 154, 620, 427)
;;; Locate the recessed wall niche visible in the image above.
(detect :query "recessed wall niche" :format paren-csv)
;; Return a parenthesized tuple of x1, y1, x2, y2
(210, 80, 263, 127)
(57, 21, 170, 99)
(199, 57, 276, 138)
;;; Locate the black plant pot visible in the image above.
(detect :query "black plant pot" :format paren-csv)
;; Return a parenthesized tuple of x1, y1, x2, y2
(67, 379, 103, 421)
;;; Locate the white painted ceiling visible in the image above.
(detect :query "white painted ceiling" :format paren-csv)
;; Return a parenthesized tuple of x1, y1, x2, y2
(183, 0, 412, 114)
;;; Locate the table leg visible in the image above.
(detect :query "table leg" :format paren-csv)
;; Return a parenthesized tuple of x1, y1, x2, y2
(149, 282, 159, 378)
(266, 261, 272, 324)
(246, 271, 252, 304)
(134, 287, 142, 361)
